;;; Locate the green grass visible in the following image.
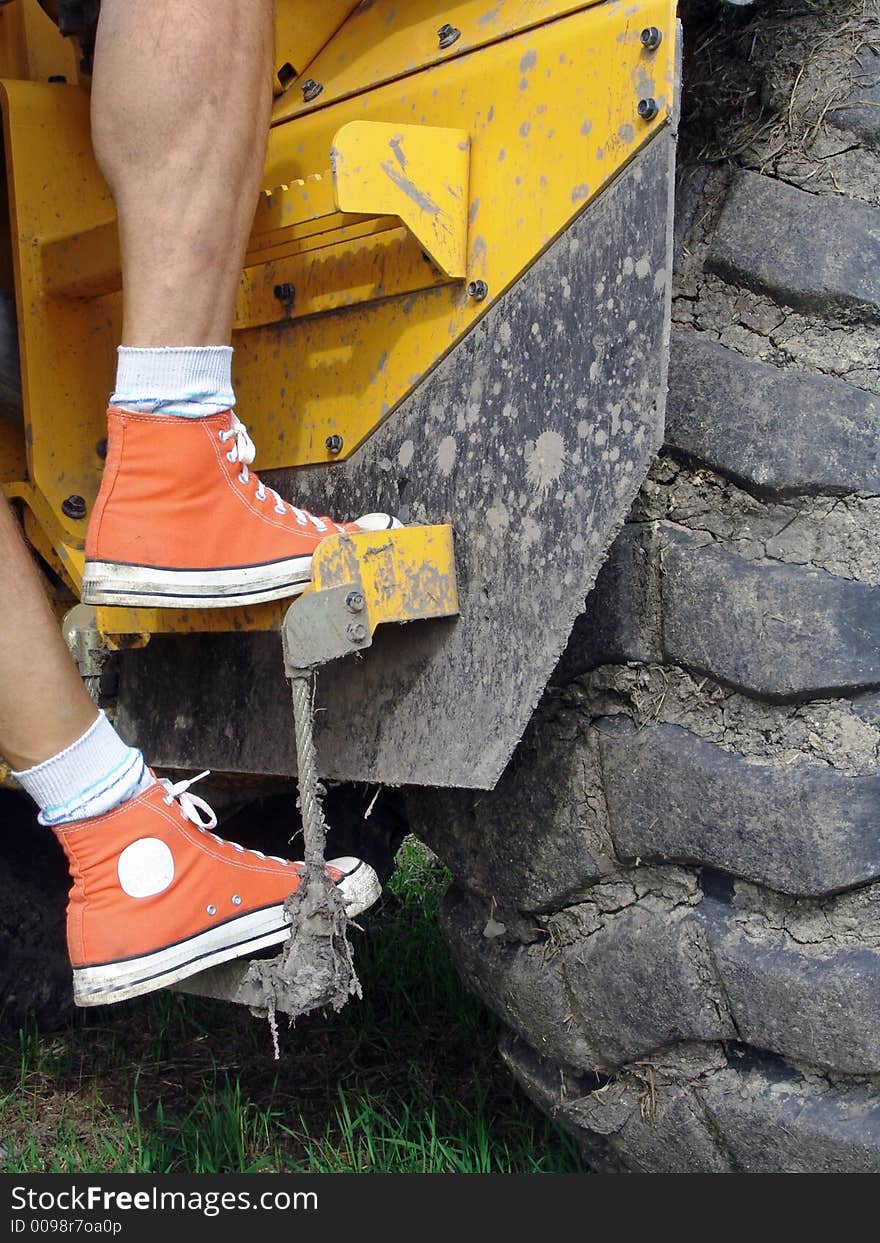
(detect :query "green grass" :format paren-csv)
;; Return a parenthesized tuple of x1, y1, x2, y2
(0, 841, 585, 1174)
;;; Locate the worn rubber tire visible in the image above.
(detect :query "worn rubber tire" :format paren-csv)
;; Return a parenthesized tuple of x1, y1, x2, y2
(410, 0, 880, 1172)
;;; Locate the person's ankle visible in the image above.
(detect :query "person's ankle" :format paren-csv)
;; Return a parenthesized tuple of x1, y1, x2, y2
(12, 710, 154, 827)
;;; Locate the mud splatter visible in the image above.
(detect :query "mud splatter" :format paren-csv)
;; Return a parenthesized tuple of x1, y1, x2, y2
(525, 430, 567, 493)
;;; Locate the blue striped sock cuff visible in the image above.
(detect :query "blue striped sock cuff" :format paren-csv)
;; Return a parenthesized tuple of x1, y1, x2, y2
(13, 710, 154, 826)
(111, 345, 235, 417)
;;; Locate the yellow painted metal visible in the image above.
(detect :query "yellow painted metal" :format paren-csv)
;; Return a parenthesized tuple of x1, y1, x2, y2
(249, 0, 676, 467)
(0, 79, 115, 566)
(95, 599, 287, 645)
(272, 0, 610, 125)
(0, 0, 76, 85)
(272, 1, 361, 99)
(46, 121, 470, 312)
(308, 523, 459, 635)
(332, 122, 470, 278)
(0, 0, 676, 640)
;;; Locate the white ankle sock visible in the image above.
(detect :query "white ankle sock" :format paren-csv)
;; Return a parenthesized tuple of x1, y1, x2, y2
(111, 346, 235, 417)
(13, 711, 154, 827)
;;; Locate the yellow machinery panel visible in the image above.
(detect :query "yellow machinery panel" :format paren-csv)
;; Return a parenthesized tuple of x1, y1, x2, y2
(0, 0, 677, 642)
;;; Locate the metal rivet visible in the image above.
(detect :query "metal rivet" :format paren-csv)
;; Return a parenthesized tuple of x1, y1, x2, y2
(347, 622, 368, 643)
(277, 61, 296, 89)
(345, 591, 365, 613)
(637, 97, 659, 121)
(438, 23, 461, 49)
(62, 495, 87, 520)
(231, 895, 242, 906)
(206, 904, 217, 916)
(301, 78, 323, 102)
(273, 282, 295, 310)
(325, 434, 344, 455)
(467, 279, 489, 302)
(640, 27, 662, 51)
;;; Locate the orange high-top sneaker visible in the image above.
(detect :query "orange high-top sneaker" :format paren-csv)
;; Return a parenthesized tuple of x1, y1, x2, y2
(51, 775, 381, 1007)
(82, 408, 400, 608)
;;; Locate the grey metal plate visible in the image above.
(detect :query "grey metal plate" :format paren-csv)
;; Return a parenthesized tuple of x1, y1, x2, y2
(117, 130, 674, 790)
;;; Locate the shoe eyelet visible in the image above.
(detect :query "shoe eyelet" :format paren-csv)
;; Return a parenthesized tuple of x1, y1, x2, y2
(206, 904, 217, 916)
(275, 505, 287, 516)
(226, 449, 236, 463)
(231, 894, 242, 906)
(237, 471, 248, 485)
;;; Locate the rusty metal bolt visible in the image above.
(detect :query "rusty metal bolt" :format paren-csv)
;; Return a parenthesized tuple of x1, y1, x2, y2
(467, 279, 489, 302)
(325, 434, 344, 455)
(273, 282, 296, 309)
(437, 23, 461, 49)
(640, 27, 662, 51)
(345, 591, 366, 614)
(301, 78, 323, 102)
(346, 621, 368, 644)
(62, 495, 87, 520)
(637, 97, 659, 121)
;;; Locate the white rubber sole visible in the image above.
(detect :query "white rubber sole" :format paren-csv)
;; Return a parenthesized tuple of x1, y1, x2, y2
(81, 515, 403, 609)
(81, 555, 313, 609)
(72, 857, 381, 1007)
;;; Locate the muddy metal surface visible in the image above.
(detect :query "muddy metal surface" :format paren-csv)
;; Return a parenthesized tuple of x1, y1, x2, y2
(118, 130, 675, 789)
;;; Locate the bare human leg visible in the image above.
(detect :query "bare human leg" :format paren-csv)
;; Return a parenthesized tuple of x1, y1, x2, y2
(1, 1, 381, 1006)
(0, 493, 96, 770)
(89, 0, 274, 347)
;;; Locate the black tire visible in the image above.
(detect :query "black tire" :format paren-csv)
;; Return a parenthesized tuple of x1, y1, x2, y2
(0, 790, 74, 1031)
(410, 0, 880, 1172)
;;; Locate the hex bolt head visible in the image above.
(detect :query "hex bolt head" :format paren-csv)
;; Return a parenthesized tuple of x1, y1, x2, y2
(437, 23, 461, 48)
(273, 282, 296, 307)
(62, 495, 87, 520)
(325, 434, 344, 455)
(640, 26, 662, 50)
(347, 621, 368, 644)
(637, 97, 659, 121)
(345, 591, 366, 614)
(467, 279, 489, 302)
(301, 78, 323, 102)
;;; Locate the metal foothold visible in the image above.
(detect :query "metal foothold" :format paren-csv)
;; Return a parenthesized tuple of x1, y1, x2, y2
(346, 621, 368, 644)
(95, 438, 107, 461)
(640, 26, 662, 51)
(437, 23, 461, 49)
(301, 78, 323, 102)
(62, 495, 87, 520)
(48, 75, 67, 84)
(467, 279, 489, 302)
(345, 591, 366, 614)
(637, 97, 659, 121)
(325, 434, 344, 455)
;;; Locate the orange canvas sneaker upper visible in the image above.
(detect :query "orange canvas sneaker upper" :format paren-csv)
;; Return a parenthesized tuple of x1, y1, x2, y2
(53, 779, 330, 969)
(85, 407, 359, 572)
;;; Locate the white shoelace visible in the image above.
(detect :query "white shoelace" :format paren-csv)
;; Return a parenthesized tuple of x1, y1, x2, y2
(159, 771, 292, 867)
(218, 414, 337, 532)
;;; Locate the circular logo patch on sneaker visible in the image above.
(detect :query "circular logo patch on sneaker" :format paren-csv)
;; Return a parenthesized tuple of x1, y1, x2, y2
(117, 837, 175, 898)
